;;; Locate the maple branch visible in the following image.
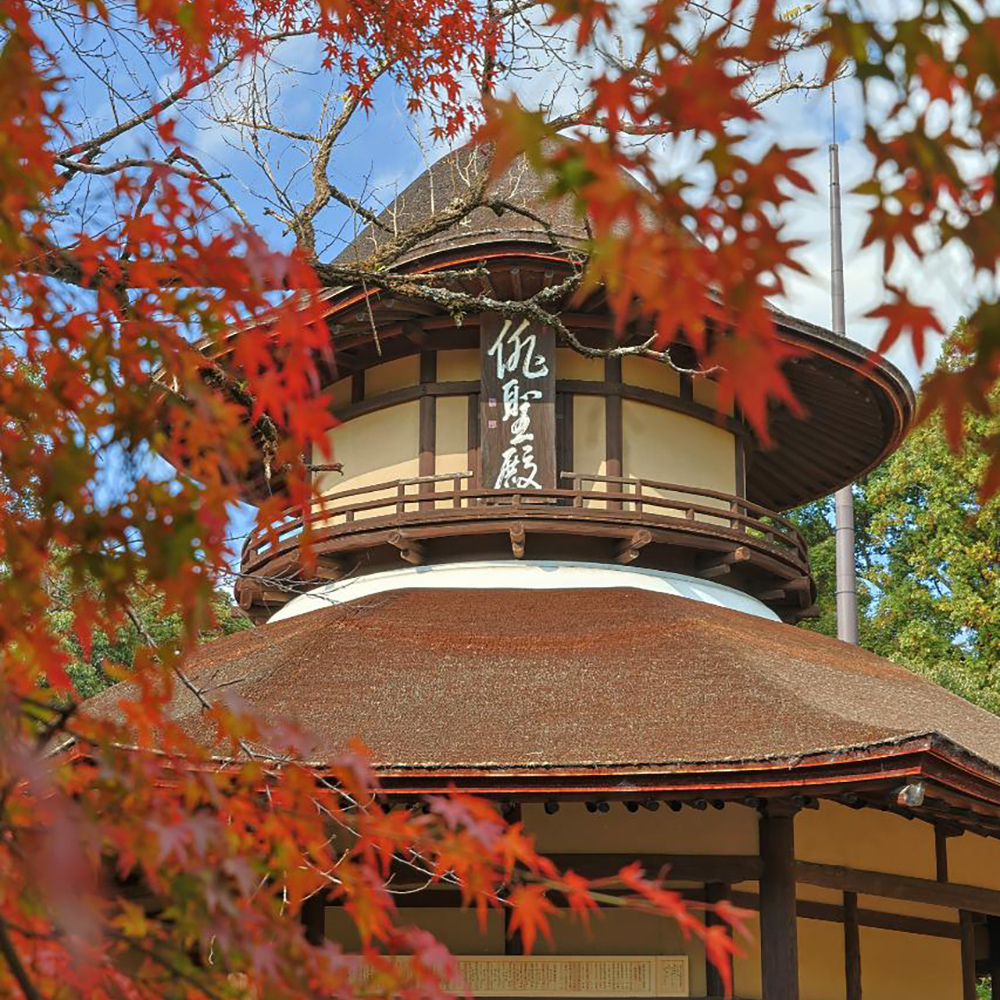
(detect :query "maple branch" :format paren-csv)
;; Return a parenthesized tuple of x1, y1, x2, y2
(122, 600, 273, 764)
(57, 29, 316, 161)
(55, 149, 252, 227)
(295, 58, 395, 254)
(0, 919, 43, 1000)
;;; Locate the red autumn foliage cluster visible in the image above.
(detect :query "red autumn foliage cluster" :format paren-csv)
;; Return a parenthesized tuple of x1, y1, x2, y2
(1, 0, 998, 997)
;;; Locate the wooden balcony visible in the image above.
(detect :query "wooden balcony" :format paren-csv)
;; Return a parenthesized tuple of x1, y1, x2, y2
(236, 472, 816, 623)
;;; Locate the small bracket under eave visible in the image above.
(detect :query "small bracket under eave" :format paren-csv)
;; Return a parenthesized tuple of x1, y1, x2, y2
(509, 522, 526, 559)
(697, 545, 751, 580)
(615, 528, 653, 565)
(388, 530, 425, 566)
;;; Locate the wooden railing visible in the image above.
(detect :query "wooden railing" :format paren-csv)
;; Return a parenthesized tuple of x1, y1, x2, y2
(241, 471, 809, 578)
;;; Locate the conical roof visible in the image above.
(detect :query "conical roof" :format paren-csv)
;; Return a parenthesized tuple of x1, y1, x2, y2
(334, 144, 590, 268)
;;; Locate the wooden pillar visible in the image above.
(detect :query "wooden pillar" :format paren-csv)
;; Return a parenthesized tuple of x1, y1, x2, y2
(843, 890, 862, 1000)
(419, 352, 436, 510)
(556, 392, 574, 483)
(705, 881, 733, 997)
(759, 809, 799, 1000)
(935, 826, 950, 883)
(960, 910, 977, 1000)
(988, 915, 1000, 1000)
(504, 803, 523, 955)
(468, 392, 480, 487)
(604, 358, 622, 511)
(301, 892, 326, 946)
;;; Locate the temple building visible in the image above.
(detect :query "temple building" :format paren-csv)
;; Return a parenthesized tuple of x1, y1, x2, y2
(168, 150, 1000, 999)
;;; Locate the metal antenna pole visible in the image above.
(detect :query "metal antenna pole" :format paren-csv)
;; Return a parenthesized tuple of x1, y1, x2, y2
(830, 86, 859, 644)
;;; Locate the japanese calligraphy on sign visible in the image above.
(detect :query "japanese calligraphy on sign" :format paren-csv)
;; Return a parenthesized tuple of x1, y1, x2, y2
(480, 314, 556, 491)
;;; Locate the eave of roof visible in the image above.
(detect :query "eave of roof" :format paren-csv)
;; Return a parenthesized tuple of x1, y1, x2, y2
(88, 588, 1000, 804)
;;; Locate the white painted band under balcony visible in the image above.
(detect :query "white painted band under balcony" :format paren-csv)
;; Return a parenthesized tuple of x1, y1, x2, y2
(268, 559, 781, 624)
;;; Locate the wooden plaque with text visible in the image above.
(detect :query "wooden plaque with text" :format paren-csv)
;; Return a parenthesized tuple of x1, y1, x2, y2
(355, 956, 690, 998)
(479, 313, 557, 491)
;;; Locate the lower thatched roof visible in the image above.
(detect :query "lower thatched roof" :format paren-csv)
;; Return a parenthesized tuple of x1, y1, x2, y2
(91, 588, 1000, 801)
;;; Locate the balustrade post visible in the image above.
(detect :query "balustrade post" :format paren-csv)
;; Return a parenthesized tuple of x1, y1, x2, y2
(453, 475, 462, 509)
(396, 481, 406, 516)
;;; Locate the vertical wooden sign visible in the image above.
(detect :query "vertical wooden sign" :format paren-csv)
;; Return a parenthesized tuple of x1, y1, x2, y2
(480, 313, 557, 490)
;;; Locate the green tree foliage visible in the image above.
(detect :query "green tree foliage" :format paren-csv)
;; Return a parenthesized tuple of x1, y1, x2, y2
(43, 564, 249, 697)
(792, 327, 1000, 712)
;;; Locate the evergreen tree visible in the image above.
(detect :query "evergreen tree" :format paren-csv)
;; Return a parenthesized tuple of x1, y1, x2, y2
(792, 326, 1000, 712)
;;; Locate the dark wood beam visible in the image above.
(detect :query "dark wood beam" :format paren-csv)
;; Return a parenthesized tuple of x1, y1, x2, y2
(401, 320, 430, 348)
(759, 812, 799, 1000)
(379, 882, 961, 941)
(705, 881, 732, 997)
(301, 893, 326, 946)
(844, 891, 862, 1000)
(989, 916, 1000, 1000)
(960, 910, 977, 1000)
(544, 853, 762, 884)
(797, 861, 1000, 917)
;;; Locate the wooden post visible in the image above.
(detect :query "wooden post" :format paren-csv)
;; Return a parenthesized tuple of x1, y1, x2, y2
(505, 804, 524, 955)
(960, 910, 977, 1000)
(935, 826, 950, 883)
(759, 810, 800, 1000)
(988, 915, 1000, 1000)
(605, 358, 622, 511)
(705, 882, 733, 997)
(301, 893, 325, 946)
(419, 351, 436, 510)
(468, 393, 480, 489)
(843, 890, 862, 1000)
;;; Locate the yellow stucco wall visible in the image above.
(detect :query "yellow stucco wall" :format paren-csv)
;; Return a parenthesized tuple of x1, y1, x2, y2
(365, 354, 420, 396)
(622, 356, 681, 396)
(733, 911, 762, 1000)
(315, 401, 420, 519)
(622, 402, 735, 525)
(437, 348, 480, 383)
(572, 395, 607, 505)
(434, 395, 470, 507)
(325, 907, 505, 954)
(330, 376, 352, 408)
(859, 926, 961, 1000)
(691, 376, 734, 416)
(796, 802, 937, 880)
(557, 347, 606, 381)
(521, 802, 759, 856)
(797, 917, 846, 1000)
(948, 829, 1000, 891)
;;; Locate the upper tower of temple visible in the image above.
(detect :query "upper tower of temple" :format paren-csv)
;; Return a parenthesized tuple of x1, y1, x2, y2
(226, 147, 914, 626)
